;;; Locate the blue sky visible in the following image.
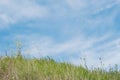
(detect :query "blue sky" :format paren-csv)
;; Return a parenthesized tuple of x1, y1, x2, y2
(0, 0, 120, 68)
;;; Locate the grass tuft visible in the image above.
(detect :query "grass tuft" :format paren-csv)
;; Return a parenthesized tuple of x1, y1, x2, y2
(0, 54, 120, 80)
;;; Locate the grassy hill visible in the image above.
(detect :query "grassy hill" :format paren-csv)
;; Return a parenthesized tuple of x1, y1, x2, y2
(0, 54, 120, 80)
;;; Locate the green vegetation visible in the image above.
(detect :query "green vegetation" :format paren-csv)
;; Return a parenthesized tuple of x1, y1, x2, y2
(0, 54, 120, 80)
(0, 43, 120, 80)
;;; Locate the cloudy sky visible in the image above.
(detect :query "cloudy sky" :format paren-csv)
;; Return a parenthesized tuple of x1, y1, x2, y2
(0, 0, 120, 68)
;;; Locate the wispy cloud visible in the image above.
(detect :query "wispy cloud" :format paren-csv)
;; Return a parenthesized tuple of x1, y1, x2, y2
(0, 0, 48, 28)
(93, 0, 119, 14)
(11, 33, 112, 68)
(0, 13, 13, 29)
(66, 0, 88, 11)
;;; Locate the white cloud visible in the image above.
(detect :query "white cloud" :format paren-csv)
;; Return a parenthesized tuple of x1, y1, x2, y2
(0, 0, 119, 29)
(93, 0, 119, 14)
(66, 0, 88, 10)
(0, 13, 14, 28)
(12, 33, 113, 68)
(98, 38, 120, 67)
(0, 0, 48, 27)
(68, 38, 120, 69)
(66, 0, 115, 12)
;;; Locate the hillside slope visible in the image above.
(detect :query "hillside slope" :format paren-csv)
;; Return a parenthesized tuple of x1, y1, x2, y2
(0, 55, 120, 80)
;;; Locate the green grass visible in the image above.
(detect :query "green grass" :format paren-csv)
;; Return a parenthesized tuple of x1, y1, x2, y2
(0, 54, 120, 80)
